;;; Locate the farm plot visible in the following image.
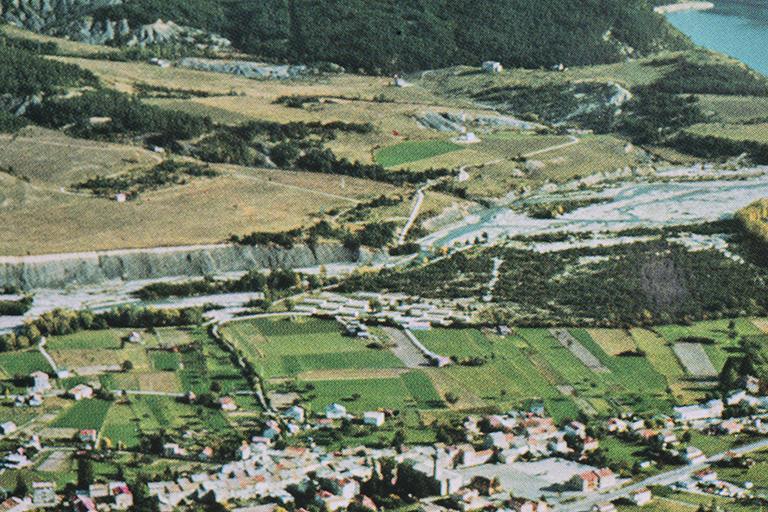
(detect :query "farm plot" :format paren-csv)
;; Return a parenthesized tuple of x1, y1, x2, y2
(223, 317, 402, 379)
(299, 371, 443, 414)
(50, 399, 112, 430)
(586, 329, 637, 356)
(375, 139, 462, 167)
(46, 330, 132, 350)
(753, 318, 768, 334)
(672, 343, 717, 378)
(0, 350, 52, 375)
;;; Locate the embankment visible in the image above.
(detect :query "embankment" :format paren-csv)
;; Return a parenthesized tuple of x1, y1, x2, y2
(0, 243, 378, 290)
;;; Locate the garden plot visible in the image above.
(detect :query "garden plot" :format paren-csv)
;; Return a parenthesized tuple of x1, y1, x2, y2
(549, 329, 609, 373)
(673, 342, 717, 378)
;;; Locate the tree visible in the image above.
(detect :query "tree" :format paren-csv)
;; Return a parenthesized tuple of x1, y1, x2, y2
(77, 457, 95, 489)
(13, 474, 28, 497)
(122, 360, 134, 372)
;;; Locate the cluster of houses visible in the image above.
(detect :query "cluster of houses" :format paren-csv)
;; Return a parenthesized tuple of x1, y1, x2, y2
(294, 292, 472, 331)
(673, 465, 751, 500)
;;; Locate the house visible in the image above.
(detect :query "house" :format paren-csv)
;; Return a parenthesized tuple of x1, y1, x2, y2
(30, 371, 51, 392)
(508, 497, 549, 512)
(79, 429, 98, 443)
(727, 390, 747, 406)
(3, 449, 31, 469)
(565, 421, 587, 438)
(597, 468, 617, 489)
(73, 495, 97, 512)
(592, 503, 616, 512)
(631, 487, 652, 506)
(482, 61, 503, 73)
(718, 420, 743, 435)
(0, 422, 17, 436)
(28, 394, 43, 407)
(114, 193, 128, 203)
(284, 406, 305, 422)
(163, 443, 186, 457)
(743, 375, 760, 394)
(110, 482, 134, 510)
(32, 482, 57, 508)
(484, 431, 511, 450)
(0, 498, 30, 512)
(219, 397, 238, 411)
(325, 403, 348, 419)
(69, 384, 94, 401)
(363, 411, 386, 427)
(199, 447, 214, 461)
(673, 399, 723, 422)
(127, 331, 142, 344)
(570, 471, 599, 492)
(684, 446, 706, 465)
(657, 431, 677, 445)
(693, 468, 717, 482)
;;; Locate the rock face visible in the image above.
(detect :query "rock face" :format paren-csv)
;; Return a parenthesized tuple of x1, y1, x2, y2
(0, 243, 379, 290)
(0, 0, 231, 50)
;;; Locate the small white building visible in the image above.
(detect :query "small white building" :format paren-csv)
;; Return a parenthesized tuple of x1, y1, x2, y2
(219, 397, 238, 411)
(325, 403, 348, 419)
(114, 193, 128, 203)
(0, 421, 17, 435)
(32, 481, 58, 508)
(363, 411, 386, 427)
(631, 487, 652, 506)
(30, 371, 51, 392)
(482, 61, 503, 73)
(69, 384, 94, 401)
(127, 331, 142, 344)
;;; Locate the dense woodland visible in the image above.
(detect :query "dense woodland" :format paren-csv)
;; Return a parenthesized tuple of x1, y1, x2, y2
(0, 45, 95, 96)
(342, 239, 768, 326)
(90, 0, 690, 73)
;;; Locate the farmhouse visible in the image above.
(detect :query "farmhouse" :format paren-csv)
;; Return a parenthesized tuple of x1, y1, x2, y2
(69, 384, 94, 401)
(219, 397, 238, 411)
(0, 422, 17, 436)
(363, 411, 386, 427)
(30, 371, 51, 392)
(325, 403, 348, 419)
(631, 487, 652, 506)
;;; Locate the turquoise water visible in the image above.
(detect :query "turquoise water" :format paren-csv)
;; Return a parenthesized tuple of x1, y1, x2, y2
(666, 1, 768, 75)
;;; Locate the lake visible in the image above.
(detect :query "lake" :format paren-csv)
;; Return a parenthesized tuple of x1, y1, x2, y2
(666, 0, 768, 75)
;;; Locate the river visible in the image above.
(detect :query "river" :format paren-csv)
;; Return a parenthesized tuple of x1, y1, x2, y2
(665, 0, 768, 75)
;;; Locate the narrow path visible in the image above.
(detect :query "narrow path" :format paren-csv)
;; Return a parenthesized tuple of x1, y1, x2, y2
(230, 171, 360, 203)
(37, 337, 58, 373)
(399, 187, 426, 244)
(523, 135, 579, 158)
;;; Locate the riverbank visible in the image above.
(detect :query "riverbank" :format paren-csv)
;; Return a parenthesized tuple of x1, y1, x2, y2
(655, 1, 714, 14)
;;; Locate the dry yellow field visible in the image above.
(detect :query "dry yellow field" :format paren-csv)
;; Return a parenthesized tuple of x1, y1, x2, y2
(587, 329, 637, 356)
(752, 318, 768, 334)
(0, 161, 402, 255)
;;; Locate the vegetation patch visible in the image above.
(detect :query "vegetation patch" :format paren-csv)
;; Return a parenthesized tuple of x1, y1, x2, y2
(51, 399, 112, 430)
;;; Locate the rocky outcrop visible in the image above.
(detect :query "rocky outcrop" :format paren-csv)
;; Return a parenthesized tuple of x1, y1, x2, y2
(0, 243, 381, 290)
(178, 58, 309, 79)
(0, 0, 231, 50)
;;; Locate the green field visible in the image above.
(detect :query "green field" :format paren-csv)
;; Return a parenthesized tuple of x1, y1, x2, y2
(223, 317, 402, 379)
(50, 399, 112, 430)
(47, 330, 129, 350)
(375, 139, 463, 167)
(0, 350, 51, 375)
(151, 351, 180, 371)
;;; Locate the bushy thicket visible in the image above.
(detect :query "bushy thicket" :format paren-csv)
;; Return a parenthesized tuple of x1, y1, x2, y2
(26, 89, 212, 141)
(646, 54, 768, 96)
(0, 46, 95, 96)
(134, 268, 302, 300)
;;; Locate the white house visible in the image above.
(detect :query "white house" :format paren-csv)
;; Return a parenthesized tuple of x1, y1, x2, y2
(69, 384, 94, 401)
(631, 487, 652, 506)
(127, 331, 142, 344)
(0, 421, 17, 435)
(673, 399, 723, 422)
(284, 406, 305, 423)
(30, 371, 51, 392)
(363, 411, 386, 427)
(325, 403, 348, 419)
(684, 446, 706, 465)
(482, 61, 503, 73)
(219, 397, 238, 411)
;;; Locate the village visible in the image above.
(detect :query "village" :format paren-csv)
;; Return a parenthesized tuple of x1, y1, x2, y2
(1, 359, 768, 512)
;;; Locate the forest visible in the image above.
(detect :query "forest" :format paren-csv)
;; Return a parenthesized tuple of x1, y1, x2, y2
(89, 0, 690, 73)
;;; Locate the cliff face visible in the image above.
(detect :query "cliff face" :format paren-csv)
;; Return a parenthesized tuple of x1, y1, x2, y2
(0, 0, 231, 49)
(0, 243, 377, 290)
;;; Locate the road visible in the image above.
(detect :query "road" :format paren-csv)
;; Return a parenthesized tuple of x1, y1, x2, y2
(399, 187, 426, 244)
(382, 327, 431, 368)
(557, 437, 768, 511)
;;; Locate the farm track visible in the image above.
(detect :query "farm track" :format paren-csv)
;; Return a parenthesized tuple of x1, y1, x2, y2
(549, 329, 609, 373)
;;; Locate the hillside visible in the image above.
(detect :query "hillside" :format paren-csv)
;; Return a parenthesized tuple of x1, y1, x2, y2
(2, 0, 691, 72)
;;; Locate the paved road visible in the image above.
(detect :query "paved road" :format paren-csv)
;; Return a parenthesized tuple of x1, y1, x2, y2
(383, 327, 431, 368)
(556, 437, 768, 511)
